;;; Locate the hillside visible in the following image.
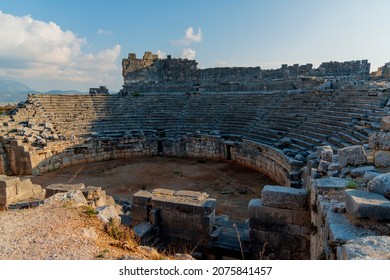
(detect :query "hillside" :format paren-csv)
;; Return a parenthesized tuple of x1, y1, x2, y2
(0, 79, 35, 103)
(0, 79, 88, 103)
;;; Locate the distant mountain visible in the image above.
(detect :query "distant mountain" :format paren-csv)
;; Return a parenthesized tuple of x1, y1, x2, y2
(0, 79, 36, 103)
(0, 79, 88, 103)
(44, 89, 87, 94)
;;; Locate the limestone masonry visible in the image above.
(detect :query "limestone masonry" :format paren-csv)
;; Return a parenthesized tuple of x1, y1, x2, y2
(122, 51, 370, 93)
(0, 51, 390, 259)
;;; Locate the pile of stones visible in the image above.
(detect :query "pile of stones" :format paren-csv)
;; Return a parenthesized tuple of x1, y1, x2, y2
(15, 120, 66, 147)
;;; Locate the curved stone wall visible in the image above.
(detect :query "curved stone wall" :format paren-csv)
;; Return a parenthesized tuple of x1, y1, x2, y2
(18, 133, 295, 186)
(1, 89, 389, 187)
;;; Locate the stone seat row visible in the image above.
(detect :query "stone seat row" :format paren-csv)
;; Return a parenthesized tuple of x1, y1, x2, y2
(23, 91, 390, 156)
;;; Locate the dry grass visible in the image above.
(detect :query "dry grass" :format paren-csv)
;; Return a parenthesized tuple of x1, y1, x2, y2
(0, 104, 16, 115)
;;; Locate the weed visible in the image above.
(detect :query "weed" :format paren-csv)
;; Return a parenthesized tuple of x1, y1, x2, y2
(63, 201, 72, 208)
(233, 223, 245, 260)
(105, 218, 129, 241)
(84, 206, 97, 218)
(96, 249, 109, 259)
(259, 242, 275, 260)
(345, 180, 358, 189)
(132, 91, 141, 97)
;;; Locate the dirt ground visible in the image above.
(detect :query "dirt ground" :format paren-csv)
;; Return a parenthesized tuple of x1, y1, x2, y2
(31, 156, 276, 220)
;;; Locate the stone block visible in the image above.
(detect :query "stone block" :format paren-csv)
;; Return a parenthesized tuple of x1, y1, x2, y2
(105, 195, 116, 206)
(268, 232, 281, 250)
(374, 151, 390, 167)
(248, 199, 293, 224)
(0, 185, 17, 198)
(261, 185, 308, 210)
(380, 116, 390, 132)
(291, 210, 311, 226)
(282, 234, 310, 252)
(44, 190, 87, 206)
(349, 166, 376, 178)
(338, 145, 367, 167)
(45, 183, 85, 198)
(328, 163, 341, 171)
(318, 160, 331, 173)
(133, 221, 156, 245)
(0, 176, 19, 189)
(81, 186, 102, 200)
(379, 133, 390, 150)
(367, 172, 390, 197)
(96, 205, 121, 223)
(132, 190, 152, 205)
(131, 204, 149, 221)
(248, 228, 269, 243)
(317, 146, 333, 162)
(364, 171, 380, 181)
(16, 178, 34, 195)
(325, 209, 373, 246)
(338, 236, 390, 260)
(313, 177, 348, 192)
(345, 189, 390, 220)
(149, 208, 160, 225)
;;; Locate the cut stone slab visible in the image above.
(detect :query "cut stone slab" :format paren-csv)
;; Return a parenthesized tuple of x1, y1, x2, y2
(367, 173, 390, 197)
(328, 163, 341, 171)
(338, 236, 390, 260)
(96, 205, 121, 223)
(345, 189, 390, 220)
(45, 183, 85, 198)
(317, 146, 333, 162)
(318, 160, 331, 173)
(326, 210, 373, 246)
(380, 116, 390, 132)
(374, 150, 390, 167)
(0, 176, 19, 188)
(313, 177, 349, 192)
(261, 185, 308, 210)
(338, 145, 367, 167)
(349, 166, 376, 178)
(363, 171, 380, 181)
(44, 190, 87, 206)
(133, 221, 156, 245)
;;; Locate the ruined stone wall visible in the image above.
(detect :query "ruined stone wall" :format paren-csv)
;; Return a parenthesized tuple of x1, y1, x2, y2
(304, 117, 390, 259)
(131, 188, 216, 244)
(0, 176, 45, 207)
(122, 52, 370, 93)
(0, 140, 8, 175)
(248, 185, 311, 259)
(15, 133, 296, 187)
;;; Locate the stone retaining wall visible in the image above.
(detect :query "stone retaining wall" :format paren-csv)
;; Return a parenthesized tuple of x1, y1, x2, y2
(248, 185, 310, 259)
(0, 175, 45, 207)
(3, 133, 298, 186)
(131, 188, 216, 244)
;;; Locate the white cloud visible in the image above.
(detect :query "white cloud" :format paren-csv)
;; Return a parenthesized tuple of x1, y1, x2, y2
(181, 48, 196, 60)
(172, 27, 203, 45)
(97, 28, 112, 35)
(214, 60, 229, 67)
(157, 50, 166, 59)
(0, 11, 121, 85)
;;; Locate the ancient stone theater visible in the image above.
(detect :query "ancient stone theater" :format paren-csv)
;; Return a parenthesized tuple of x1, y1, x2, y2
(1, 51, 390, 259)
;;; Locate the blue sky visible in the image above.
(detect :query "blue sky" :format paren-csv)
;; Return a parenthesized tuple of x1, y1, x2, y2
(0, 0, 390, 92)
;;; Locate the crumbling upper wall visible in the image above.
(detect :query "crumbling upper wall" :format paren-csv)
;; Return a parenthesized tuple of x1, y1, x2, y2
(371, 62, 390, 78)
(121, 51, 371, 93)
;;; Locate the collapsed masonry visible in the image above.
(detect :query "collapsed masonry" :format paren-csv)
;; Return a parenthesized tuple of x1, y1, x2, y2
(121, 51, 370, 93)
